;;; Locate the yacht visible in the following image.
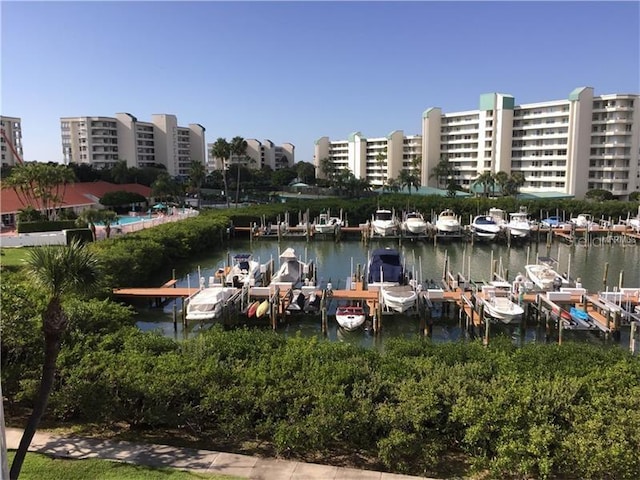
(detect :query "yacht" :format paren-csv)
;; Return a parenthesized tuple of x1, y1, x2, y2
(479, 282, 524, 323)
(371, 209, 398, 237)
(270, 248, 311, 287)
(315, 212, 343, 234)
(225, 253, 261, 287)
(367, 248, 417, 313)
(435, 209, 461, 234)
(185, 277, 238, 321)
(506, 209, 532, 238)
(401, 211, 429, 235)
(471, 215, 502, 240)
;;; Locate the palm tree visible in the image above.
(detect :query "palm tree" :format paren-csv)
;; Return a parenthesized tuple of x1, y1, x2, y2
(494, 171, 509, 197)
(473, 171, 495, 198)
(375, 148, 387, 187)
(10, 241, 100, 480)
(210, 138, 231, 208)
(230, 136, 248, 208)
(429, 155, 455, 189)
(318, 157, 335, 183)
(77, 208, 102, 240)
(398, 169, 413, 194)
(188, 160, 206, 208)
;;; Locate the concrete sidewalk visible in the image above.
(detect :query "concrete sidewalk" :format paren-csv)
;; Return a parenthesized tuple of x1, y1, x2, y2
(5, 428, 437, 480)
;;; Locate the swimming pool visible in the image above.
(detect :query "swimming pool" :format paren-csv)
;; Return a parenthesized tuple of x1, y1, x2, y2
(96, 215, 150, 226)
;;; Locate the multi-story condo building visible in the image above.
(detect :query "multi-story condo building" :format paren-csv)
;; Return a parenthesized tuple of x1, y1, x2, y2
(61, 113, 206, 177)
(207, 139, 294, 173)
(315, 87, 640, 199)
(0, 116, 24, 167)
(315, 131, 421, 188)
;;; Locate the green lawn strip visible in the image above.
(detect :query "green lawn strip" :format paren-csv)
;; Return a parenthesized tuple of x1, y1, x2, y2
(0, 247, 34, 267)
(6, 451, 244, 480)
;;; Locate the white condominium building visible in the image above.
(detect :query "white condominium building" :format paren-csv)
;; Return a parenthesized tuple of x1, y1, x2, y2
(0, 116, 24, 167)
(207, 139, 294, 173)
(315, 87, 640, 199)
(315, 131, 421, 188)
(61, 113, 206, 177)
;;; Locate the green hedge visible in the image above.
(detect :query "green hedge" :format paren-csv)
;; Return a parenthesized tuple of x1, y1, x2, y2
(44, 329, 640, 480)
(17, 220, 80, 233)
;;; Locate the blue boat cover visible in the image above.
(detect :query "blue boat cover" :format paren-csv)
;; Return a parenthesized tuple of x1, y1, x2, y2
(368, 248, 404, 284)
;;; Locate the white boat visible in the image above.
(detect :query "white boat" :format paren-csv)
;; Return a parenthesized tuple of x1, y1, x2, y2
(435, 209, 461, 234)
(270, 248, 310, 287)
(471, 215, 502, 240)
(401, 211, 429, 235)
(335, 305, 366, 331)
(286, 285, 321, 314)
(372, 209, 398, 237)
(225, 253, 261, 287)
(381, 285, 418, 313)
(315, 212, 343, 234)
(569, 213, 595, 229)
(480, 283, 524, 323)
(185, 283, 238, 321)
(524, 262, 570, 291)
(506, 209, 532, 238)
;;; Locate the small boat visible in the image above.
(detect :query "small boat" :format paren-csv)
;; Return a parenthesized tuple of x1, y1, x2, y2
(480, 282, 524, 323)
(247, 300, 260, 318)
(367, 247, 406, 285)
(225, 253, 261, 287)
(315, 212, 343, 234)
(270, 248, 310, 287)
(506, 208, 531, 238)
(471, 215, 502, 240)
(335, 305, 366, 331)
(569, 213, 596, 229)
(435, 209, 461, 234)
(524, 261, 570, 291)
(286, 286, 321, 314)
(569, 307, 591, 328)
(371, 209, 398, 237)
(381, 285, 418, 313)
(255, 299, 270, 318)
(401, 211, 429, 235)
(185, 284, 238, 321)
(541, 216, 565, 228)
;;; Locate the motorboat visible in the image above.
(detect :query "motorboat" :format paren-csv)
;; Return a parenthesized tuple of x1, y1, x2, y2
(371, 209, 398, 237)
(506, 210, 532, 238)
(569, 307, 591, 328)
(367, 247, 406, 285)
(471, 215, 502, 240)
(225, 253, 261, 287)
(435, 209, 461, 234)
(540, 216, 565, 228)
(381, 285, 418, 313)
(524, 262, 570, 291)
(480, 283, 524, 323)
(335, 305, 366, 331)
(270, 248, 310, 287)
(185, 282, 238, 321)
(569, 213, 595, 229)
(401, 211, 429, 235)
(315, 212, 343, 234)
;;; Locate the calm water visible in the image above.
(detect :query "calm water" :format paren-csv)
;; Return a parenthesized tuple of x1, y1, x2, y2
(135, 237, 640, 347)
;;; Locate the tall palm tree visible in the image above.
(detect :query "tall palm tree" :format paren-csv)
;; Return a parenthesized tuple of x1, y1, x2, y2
(494, 171, 509, 197)
(473, 171, 495, 198)
(230, 136, 247, 208)
(429, 155, 455, 189)
(188, 160, 206, 208)
(10, 241, 100, 480)
(76, 208, 102, 240)
(210, 138, 231, 208)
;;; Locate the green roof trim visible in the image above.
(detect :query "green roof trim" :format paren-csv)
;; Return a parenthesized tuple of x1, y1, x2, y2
(422, 107, 438, 118)
(569, 87, 587, 101)
(348, 131, 364, 142)
(377, 185, 472, 197)
(502, 95, 515, 109)
(479, 93, 496, 111)
(517, 191, 575, 200)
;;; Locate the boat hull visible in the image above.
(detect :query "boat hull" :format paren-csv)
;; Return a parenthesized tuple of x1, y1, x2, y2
(483, 297, 524, 323)
(335, 306, 366, 331)
(382, 286, 418, 313)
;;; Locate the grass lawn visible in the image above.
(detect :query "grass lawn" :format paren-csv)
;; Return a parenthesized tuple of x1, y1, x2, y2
(6, 451, 244, 480)
(0, 247, 33, 267)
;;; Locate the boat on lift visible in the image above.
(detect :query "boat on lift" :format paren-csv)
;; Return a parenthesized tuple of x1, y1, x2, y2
(401, 211, 429, 235)
(371, 209, 399, 237)
(335, 305, 366, 331)
(480, 282, 524, 323)
(471, 214, 502, 240)
(435, 209, 461, 234)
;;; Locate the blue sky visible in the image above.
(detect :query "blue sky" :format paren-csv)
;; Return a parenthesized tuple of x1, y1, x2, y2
(2, 1, 638, 164)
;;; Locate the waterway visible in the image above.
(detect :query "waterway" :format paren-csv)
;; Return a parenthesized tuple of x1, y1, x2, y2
(135, 237, 640, 348)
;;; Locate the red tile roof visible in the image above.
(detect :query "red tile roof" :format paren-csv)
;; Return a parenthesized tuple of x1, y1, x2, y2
(0, 181, 152, 215)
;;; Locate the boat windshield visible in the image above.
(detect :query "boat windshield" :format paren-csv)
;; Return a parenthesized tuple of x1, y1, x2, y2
(376, 211, 393, 221)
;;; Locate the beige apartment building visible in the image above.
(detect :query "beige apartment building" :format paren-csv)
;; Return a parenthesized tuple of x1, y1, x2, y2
(207, 139, 294, 172)
(61, 113, 206, 177)
(0, 115, 24, 167)
(315, 87, 640, 199)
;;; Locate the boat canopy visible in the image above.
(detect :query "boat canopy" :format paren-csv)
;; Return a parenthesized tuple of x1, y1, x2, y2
(368, 248, 404, 284)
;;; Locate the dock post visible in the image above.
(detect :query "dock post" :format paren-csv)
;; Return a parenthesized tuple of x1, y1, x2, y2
(630, 321, 639, 355)
(603, 262, 609, 291)
(321, 290, 328, 335)
(483, 315, 490, 346)
(173, 303, 177, 331)
(558, 315, 563, 345)
(612, 309, 621, 342)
